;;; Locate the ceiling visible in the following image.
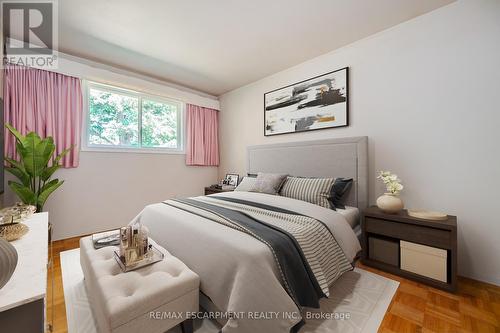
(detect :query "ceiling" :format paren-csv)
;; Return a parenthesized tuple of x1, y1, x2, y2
(57, 0, 454, 96)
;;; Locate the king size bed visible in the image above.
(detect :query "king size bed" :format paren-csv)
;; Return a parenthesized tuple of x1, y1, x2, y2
(138, 137, 368, 333)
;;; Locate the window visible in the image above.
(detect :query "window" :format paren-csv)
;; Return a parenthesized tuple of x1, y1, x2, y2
(84, 82, 183, 153)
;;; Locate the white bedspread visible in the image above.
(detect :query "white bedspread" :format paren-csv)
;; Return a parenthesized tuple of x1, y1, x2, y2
(337, 206, 360, 228)
(138, 191, 361, 333)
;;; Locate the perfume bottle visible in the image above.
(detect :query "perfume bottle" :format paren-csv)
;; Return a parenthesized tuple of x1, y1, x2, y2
(140, 225, 149, 256)
(120, 219, 151, 265)
(119, 227, 128, 261)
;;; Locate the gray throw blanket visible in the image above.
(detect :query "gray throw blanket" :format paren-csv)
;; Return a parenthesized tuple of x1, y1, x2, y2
(164, 196, 353, 309)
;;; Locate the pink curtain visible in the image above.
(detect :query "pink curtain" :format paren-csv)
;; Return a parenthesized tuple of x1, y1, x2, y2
(3, 64, 83, 168)
(185, 104, 219, 166)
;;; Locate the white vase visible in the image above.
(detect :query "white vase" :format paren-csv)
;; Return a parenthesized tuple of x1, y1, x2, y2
(376, 193, 404, 214)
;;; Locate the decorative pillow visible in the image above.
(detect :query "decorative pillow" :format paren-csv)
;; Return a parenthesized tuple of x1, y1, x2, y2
(280, 176, 335, 208)
(252, 172, 288, 195)
(328, 178, 353, 210)
(234, 177, 258, 192)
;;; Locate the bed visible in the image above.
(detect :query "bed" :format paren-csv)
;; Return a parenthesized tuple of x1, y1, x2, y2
(139, 136, 368, 333)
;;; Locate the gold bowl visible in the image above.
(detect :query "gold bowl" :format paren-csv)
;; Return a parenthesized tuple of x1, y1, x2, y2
(0, 223, 29, 241)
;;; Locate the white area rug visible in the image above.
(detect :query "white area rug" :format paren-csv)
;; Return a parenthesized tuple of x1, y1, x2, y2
(61, 249, 398, 333)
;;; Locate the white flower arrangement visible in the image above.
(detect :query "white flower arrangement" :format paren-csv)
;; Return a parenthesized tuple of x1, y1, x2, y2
(377, 171, 404, 195)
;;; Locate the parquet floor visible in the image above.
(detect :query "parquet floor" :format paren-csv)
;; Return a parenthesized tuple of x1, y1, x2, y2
(47, 236, 500, 333)
(358, 262, 500, 333)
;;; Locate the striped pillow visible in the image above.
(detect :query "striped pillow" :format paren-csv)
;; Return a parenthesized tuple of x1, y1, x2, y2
(280, 177, 335, 208)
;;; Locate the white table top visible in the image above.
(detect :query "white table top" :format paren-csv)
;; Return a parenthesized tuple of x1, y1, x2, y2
(0, 213, 48, 312)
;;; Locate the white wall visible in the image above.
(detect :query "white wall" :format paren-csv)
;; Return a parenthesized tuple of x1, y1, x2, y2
(4, 54, 220, 240)
(218, 0, 500, 285)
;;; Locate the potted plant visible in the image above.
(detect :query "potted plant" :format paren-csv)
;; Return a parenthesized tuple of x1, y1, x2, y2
(4, 124, 73, 212)
(376, 171, 404, 214)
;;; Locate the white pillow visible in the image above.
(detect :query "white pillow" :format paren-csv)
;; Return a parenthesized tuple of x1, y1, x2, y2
(234, 177, 258, 192)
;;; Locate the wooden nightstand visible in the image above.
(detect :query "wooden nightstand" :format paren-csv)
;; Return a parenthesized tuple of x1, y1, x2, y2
(204, 186, 235, 195)
(362, 206, 457, 292)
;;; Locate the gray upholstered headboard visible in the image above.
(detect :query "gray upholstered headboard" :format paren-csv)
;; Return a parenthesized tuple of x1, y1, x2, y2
(247, 136, 368, 210)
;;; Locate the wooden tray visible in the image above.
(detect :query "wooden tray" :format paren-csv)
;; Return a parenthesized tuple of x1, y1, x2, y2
(408, 209, 448, 221)
(113, 245, 164, 272)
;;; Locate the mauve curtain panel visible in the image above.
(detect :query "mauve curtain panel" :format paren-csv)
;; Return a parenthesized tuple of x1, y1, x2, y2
(3, 64, 83, 168)
(185, 103, 219, 166)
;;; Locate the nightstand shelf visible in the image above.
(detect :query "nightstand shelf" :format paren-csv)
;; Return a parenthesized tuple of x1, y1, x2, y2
(362, 206, 457, 292)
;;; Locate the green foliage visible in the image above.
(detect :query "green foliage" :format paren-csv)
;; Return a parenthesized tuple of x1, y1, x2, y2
(141, 99, 177, 148)
(88, 88, 178, 148)
(89, 90, 138, 146)
(4, 124, 73, 212)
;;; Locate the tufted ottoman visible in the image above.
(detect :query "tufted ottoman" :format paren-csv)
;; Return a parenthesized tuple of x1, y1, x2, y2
(79, 236, 199, 333)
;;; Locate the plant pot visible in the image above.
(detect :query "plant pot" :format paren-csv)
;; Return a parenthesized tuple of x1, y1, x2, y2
(376, 193, 404, 214)
(0, 237, 18, 290)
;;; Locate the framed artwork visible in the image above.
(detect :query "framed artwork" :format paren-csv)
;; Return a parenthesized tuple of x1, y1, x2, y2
(264, 67, 348, 136)
(223, 173, 239, 187)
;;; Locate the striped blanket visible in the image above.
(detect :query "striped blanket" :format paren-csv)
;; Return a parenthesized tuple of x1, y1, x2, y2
(164, 195, 352, 308)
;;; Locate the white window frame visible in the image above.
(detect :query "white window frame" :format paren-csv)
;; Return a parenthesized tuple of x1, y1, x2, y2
(82, 81, 185, 154)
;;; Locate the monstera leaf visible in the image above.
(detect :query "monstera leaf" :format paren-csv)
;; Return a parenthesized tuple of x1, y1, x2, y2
(4, 124, 73, 212)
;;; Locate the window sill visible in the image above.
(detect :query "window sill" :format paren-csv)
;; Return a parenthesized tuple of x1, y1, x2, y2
(81, 146, 185, 155)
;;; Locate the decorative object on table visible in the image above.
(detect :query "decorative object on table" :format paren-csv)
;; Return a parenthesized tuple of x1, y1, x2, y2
(211, 183, 223, 190)
(0, 237, 18, 289)
(92, 229, 121, 249)
(0, 223, 29, 241)
(205, 185, 235, 195)
(223, 173, 239, 187)
(407, 209, 448, 221)
(376, 171, 404, 214)
(114, 244, 165, 272)
(0, 203, 36, 226)
(118, 221, 152, 266)
(4, 124, 74, 212)
(264, 67, 348, 136)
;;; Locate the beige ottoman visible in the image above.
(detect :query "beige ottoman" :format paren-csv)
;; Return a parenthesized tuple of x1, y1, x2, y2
(80, 236, 199, 333)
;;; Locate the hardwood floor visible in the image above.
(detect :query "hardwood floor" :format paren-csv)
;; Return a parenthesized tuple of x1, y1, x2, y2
(47, 236, 500, 333)
(357, 262, 500, 333)
(47, 236, 81, 333)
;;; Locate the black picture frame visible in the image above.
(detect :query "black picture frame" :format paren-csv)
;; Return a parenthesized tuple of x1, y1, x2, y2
(264, 67, 349, 136)
(224, 173, 240, 186)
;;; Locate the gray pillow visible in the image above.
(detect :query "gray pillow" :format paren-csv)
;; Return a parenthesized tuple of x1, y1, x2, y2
(252, 172, 288, 195)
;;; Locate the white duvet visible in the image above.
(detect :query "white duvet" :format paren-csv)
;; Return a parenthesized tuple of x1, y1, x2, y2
(138, 191, 361, 333)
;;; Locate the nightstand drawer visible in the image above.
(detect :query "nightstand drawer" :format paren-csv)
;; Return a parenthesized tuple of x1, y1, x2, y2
(365, 217, 451, 248)
(401, 241, 447, 282)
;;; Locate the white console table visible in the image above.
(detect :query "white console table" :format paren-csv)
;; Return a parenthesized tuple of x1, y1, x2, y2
(0, 213, 49, 333)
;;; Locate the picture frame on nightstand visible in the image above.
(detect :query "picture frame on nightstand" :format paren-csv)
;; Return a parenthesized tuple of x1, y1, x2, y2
(223, 173, 239, 186)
